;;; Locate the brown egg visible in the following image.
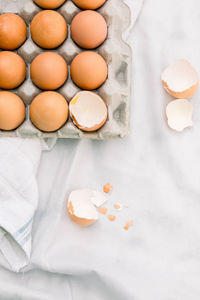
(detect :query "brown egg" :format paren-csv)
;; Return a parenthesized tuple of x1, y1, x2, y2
(31, 10, 67, 49)
(31, 52, 68, 90)
(0, 92, 25, 130)
(71, 10, 107, 49)
(30, 91, 68, 132)
(71, 51, 107, 90)
(72, 0, 107, 9)
(34, 0, 66, 9)
(0, 13, 27, 50)
(0, 52, 26, 89)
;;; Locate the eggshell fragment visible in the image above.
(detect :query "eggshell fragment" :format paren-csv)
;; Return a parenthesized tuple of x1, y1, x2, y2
(114, 203, 122, 210)
(0, 92, 25, 130)
(166, 99, 193, 132)
(71, 10, 107, 49)
(98, 207, 108, 215)
(69, 91, 108, 132)
(103, 183, 112, 193)
(90, 190, 107, 207)
(107, 215, 116, 222)
(67, 189, 99, 227)
(114, 202, 128, 211)
(124, 221, 133, 231)
(34, 0, 66, 9)
(31, 10, 67, 49)
(162, 59, 199, 98)
(0, 13, 27, 50)
(72, 0, 107, 9)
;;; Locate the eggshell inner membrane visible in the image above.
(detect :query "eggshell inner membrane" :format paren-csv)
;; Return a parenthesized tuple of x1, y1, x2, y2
(69, 91, 107, 131)
(166, 99, 193, 132)
(90, 190, 107, 207)
(68, 189, 99, 221)
(162, 59, 198, 93)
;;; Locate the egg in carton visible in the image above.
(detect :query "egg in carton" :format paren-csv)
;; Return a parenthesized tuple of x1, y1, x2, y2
(0, 0, 132, 140)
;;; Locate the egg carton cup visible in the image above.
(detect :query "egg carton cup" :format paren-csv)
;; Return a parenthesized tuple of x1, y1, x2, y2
(0, 0, 132, 139)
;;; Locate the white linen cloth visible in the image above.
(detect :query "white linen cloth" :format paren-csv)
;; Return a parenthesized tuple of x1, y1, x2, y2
(2, 0, 200, 299)
(0, 138, 41, 272)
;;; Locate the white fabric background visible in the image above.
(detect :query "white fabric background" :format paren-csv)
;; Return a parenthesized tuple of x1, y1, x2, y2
(1, 0, 200, 299)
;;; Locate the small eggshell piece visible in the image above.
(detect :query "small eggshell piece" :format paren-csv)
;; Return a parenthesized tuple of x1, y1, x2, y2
(90, 190, 107, 207)
(0, 92, 25, 130)
(98, 207, 108, 215)
(103, 183, 112, 193)
(67, 189, 99, 227)
(31, 10, 67, 49)
(107, 215, 116, 222)
(114, 203, 122, 210)
(34, 0, 66, 9)
(69, 91, 108, 132)
(0, 13, 27, 50)
(31, 52, 68, 90)
(166, 99, 193, 132)
(30, 91, 68, 132)
(71, 10, 107, 49)
(72, 0, 107, 9)
(71, 52, 108, 90)
(124, 221, 133, 231)
(0, 51, 26, 89)
(162, 59, 199, 98)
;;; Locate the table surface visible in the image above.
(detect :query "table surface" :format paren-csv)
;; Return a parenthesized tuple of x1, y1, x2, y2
(1, 0, 200, 299)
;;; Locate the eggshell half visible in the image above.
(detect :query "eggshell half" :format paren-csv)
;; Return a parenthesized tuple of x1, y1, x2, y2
(71, 51, 108, 90)
(166, 99, 193, 132)
(162, 59, 199, 98)
(31, 52, 68, 90)
(0, 91, 25, 130)
(34, 0, 66, 9)
(30, 91, 68, 132)
(0, 13, 27, 50)
(31, 10, 67, 49)
(0, 51, 26, 89)
(71, 10, 107, 49)
(67, 189, 99, 227)
(69, 91, 108, 132)
(72, 0, 107, 9)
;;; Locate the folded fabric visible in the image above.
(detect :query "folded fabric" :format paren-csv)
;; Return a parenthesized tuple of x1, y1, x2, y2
(0, 138, 41, 272)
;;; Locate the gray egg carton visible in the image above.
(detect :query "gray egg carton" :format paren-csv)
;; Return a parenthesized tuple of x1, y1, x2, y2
(0, 0, 132, 139)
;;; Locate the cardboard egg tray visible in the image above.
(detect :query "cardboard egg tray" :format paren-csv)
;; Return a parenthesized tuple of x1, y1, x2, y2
(0, 0, 132, 139)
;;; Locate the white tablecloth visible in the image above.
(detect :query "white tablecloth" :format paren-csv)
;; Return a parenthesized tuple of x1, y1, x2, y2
(1, 0, 200, 299)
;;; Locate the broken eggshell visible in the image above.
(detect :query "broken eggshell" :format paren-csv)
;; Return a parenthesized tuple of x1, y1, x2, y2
(69, 91, 108, 132)
(161, 59, 199, 98)
(67, 189, 107, 226)
(166, 99, 193, 132)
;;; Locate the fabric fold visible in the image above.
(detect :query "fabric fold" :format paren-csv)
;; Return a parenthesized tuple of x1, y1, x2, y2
(0, 138, 41, 272)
